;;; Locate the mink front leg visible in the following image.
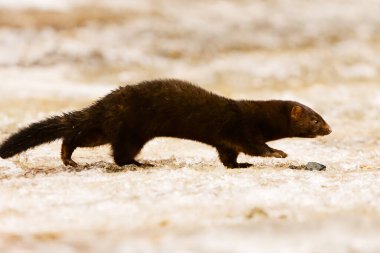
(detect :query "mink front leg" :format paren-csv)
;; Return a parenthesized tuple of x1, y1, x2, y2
(243, 143, 288, 158)
(264, 147, 287, 158)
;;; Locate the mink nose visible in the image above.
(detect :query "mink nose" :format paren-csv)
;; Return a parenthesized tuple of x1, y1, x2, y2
(324, 124, 332, 135)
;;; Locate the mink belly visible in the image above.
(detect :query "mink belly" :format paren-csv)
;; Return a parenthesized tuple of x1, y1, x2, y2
(143, 126, 217, 145)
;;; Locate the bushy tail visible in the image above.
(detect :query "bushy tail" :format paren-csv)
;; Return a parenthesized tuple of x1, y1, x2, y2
(0, 115, 72, 158)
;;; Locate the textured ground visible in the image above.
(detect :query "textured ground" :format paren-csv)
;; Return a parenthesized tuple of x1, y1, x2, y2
(1, 0, 380, 252)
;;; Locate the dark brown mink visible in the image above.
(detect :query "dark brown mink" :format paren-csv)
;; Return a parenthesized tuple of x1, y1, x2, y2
(0, 79, 332, 168)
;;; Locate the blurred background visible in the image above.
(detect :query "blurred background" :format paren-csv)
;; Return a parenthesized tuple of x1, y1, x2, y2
(1, 0, 380, 91)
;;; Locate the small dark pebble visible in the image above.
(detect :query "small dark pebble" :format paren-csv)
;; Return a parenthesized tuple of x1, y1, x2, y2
(289, 162, 326, 171)
(306, 162, 326, 171)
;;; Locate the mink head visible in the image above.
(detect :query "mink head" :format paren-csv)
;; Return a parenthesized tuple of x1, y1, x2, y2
(288, 103, 332, 138)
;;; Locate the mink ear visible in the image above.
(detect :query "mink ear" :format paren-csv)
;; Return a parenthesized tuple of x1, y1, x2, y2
(291, 105, 303, 120)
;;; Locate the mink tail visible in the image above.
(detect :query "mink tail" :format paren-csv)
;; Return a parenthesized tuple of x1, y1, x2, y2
(0, 113, 77, 159)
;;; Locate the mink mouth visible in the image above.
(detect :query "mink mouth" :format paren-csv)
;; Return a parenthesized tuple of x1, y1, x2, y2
(302, 132, 327, 138)
(314, 131, 331, 137)
(297, 133, 318, 138)
(311, 126, 332, 137)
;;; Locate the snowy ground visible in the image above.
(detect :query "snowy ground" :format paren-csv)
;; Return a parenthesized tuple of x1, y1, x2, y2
(1, 0, 380, 252)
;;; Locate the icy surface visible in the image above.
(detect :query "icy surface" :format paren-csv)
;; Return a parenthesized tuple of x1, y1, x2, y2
(1, 0, 380, 252)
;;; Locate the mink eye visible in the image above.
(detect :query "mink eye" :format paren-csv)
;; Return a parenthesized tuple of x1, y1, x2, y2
(313, 119, 319, 124)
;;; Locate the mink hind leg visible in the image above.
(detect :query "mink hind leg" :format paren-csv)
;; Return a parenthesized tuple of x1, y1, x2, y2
(61, 138, 78, 167)
(110, 132, 149, 167)
(61, 130, 107, 167)
(216, 146, 252, 169)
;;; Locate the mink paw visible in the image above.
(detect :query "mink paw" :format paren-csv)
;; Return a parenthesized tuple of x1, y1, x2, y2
(236, 162, 253, 168)
(63, 159, 78, 167)
(272, 149, 288, 158)
(226, 162, 253, 169)
(132, 160, 154, 167)
(265, 149, 287, 158)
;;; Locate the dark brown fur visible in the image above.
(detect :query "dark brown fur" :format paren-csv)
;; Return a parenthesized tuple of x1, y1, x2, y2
(0, 79, 331, 168)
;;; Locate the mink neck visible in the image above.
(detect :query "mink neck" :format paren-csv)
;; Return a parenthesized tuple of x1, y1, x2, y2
(238, 100, 292, 141)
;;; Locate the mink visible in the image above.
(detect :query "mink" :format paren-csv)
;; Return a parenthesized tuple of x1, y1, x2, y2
(0, 79, 332, 168)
